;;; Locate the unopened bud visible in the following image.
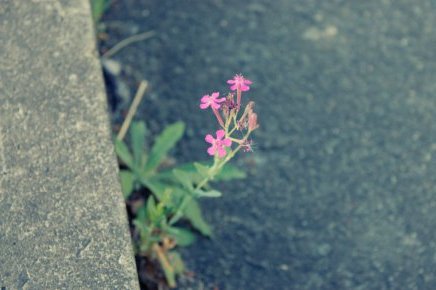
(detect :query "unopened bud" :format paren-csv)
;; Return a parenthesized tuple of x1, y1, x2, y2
(222, 103, 229, 119)
(245, 101, 255, 114)
(223, 93, 236, 119)
(237, 118, 247, 130)
(238, 101, 255, 127)
(242, 139, 254, 152)
(227, 93, 235, 103)
(248, 112, 259, 131)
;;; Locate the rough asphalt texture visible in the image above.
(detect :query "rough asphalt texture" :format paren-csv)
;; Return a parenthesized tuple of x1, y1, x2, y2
(102, 0, 436, 289)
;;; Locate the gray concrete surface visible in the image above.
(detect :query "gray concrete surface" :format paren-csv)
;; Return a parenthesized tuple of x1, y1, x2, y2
(0, 1, 138, 289)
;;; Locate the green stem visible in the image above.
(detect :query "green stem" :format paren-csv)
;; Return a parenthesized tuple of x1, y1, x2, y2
(168, 129, 252, 226)
(233, 113, 239, 130)
(228, 125, 238, 135)
(168, 158, 221, 225)
(168, 194, 192, 225)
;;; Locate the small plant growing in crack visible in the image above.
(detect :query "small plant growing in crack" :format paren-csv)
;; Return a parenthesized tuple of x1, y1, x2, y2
(114, 74, 259, 288)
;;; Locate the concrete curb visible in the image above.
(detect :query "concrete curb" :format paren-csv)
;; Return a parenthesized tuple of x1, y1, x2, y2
(0, 1, 139, 288)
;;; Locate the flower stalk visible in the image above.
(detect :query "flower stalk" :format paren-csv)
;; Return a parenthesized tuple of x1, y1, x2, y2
(169, 74, 260, 225)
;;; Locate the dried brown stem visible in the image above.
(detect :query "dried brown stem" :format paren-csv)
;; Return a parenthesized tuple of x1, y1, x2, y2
(116, 80, 148, 141)
(102, 30, 156, 58)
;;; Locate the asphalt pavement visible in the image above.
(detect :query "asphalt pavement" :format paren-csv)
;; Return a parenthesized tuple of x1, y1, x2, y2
(102, 1, 436, 289)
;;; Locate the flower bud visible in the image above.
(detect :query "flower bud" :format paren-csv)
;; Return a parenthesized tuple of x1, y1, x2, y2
(242, 139, 253, 152)
(222, 103, 229, 119)
(245, 101, 255, 115)
(248, 112, 259, 131)
(227, 93, 235, 104)
(223, 93, 236, 119)
(237, 118, 247, 130)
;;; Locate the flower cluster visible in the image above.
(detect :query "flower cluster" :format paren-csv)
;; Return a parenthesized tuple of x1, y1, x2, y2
(200, 74, 259, 158)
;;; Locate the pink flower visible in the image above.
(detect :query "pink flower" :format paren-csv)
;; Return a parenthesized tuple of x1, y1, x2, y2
(205, 130, 232, 158)
(227, 74, 252, 92)
(200, 92, 226, 110)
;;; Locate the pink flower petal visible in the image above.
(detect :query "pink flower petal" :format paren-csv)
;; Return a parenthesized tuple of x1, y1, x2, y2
(217, 147, 227, 158)
(211, 92, 220, 98)
(207, 146, 216, 156)
(228, 74, 252, 91)
(205, 134, 214, 143)
(201, 95, 210, 102)
(222, 138, 232, 147)
(240, 85, 250, 91)
(216, 129, 225, 139)
(216, 97, 226, 103)
(200, 103, 209, 109)
(211, 102, 221, 110)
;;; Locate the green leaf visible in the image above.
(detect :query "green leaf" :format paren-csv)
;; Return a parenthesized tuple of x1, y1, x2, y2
(141, 152, 148, 169)
(194, 189, 222, 198)
(155, 168, 201, 187)
(145, 122, 185, 172)
(132, 219, 145, 240)
(119, 170, 135, 198)
(168, 251, 185, 274)
(133, 218, 148, 237)
(139, 177, 166, 201)
(173, 169, 193, 190)
(216, 164, 246, 180)
(114, 139, 134, 168)
(184, 199, 212, 237)
(130, 121, 147, 167)
(136, 205, 148, 224)
(146, 196, 157, 222)
(167, 227, 196, 247)
(91, 0, 108, 23)
(161, 163, 198, 175)
(194, 162, 210, 178)
(160, 162, 246, 182)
